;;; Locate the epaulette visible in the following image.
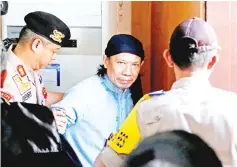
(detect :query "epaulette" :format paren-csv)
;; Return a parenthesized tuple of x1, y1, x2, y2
(148, 90, 165, 97)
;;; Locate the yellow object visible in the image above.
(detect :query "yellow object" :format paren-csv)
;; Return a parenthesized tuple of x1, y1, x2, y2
(13, 75, 31, 94)
(108, 94, 151, 154)
(15, 76, 30, 92)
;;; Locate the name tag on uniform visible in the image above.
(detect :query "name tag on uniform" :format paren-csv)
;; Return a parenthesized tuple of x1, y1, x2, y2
(22, 91, 32, 102)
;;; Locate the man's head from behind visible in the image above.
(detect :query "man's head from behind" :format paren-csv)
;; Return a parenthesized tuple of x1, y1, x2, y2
(125, 130, 222, 167)
(163, 17, 220, 79)
(16, 11, 71, 70)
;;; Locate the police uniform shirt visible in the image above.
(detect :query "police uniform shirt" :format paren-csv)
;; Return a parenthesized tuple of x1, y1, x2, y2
(1, 49, 47, 105)
(100, 76, 237, 167)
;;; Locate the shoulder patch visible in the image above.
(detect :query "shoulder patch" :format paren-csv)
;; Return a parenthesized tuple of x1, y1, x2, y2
(108, 106, 141, 154)
(108, 94, 151, 154)
(1, 91, 13, 102)
(148, 90, 165, 97)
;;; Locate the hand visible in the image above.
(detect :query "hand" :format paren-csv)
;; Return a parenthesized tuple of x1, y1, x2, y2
(52, 109, 67, 134)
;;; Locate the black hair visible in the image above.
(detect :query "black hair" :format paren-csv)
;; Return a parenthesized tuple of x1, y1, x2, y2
(169, 38, 201, 69)
(169, 36, 217, 70)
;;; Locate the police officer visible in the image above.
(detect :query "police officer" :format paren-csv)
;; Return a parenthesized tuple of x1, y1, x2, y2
(94, 17, 237, 167)
(1, 11, 70, 106)
(1, 40, 82, 167)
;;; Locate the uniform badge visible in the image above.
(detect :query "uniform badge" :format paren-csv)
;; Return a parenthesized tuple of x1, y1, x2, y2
(108, 94, 152, 154)
(1, 91, 12, 102)
(49, 30, 65, 43)
(12, 74, 31, 95)
(17, 65, 27, 77)
(42, 87, 47, 99)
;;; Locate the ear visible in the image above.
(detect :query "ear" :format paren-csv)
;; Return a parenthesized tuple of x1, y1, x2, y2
(103, 55, 109, 69)
(140, 60, 144, 67)
(207, 55, 218, 69)
(31, 39, 44, 53)
(163, 49, 174, 68)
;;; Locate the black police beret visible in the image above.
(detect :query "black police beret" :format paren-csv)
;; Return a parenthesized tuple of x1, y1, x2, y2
(24, 11, 71, 46)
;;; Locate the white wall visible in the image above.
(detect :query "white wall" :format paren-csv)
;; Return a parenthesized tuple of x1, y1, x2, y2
(43, 55, 103, 92)
(2, 1, 101, 27)
(101, 1, 131, 54)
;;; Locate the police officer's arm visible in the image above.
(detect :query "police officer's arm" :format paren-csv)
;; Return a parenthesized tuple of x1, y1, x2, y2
(46, 91, 64, 107)
(94, 94, 152, 167)
(1, 71, 15, 102)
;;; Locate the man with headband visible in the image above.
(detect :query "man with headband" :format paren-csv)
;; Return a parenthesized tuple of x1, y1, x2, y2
(95, 18, 237, 167)
(51, 34, 145, 167)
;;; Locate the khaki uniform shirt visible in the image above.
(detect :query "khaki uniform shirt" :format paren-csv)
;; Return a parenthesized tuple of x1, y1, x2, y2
(1, 49, 47, 105)
(100, 76, 237, 167)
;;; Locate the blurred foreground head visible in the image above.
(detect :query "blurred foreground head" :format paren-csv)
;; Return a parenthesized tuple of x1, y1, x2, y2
(1, 101, 82, 167)
(125, 130, 222, 167)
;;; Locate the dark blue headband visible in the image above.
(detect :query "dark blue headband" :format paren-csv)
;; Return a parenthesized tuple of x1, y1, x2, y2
(105, 34, 145, 60)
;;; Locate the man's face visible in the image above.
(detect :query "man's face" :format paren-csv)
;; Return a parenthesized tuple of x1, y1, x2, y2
(33, 39, 61, 70)
(104, 53, 143, 90)
(39, 42, 60, 68)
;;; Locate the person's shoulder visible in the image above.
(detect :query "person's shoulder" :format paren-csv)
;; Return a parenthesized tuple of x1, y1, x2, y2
(148, 90, 165, 97)
(0, 89, 14, 102)
(135, 89, 179, 119)
(211, 87, 237, 102)
(5, 50, 18, 71)
(4, 50, 11, 65)
(138, 89, 176, 108)
(210, 88, 237, 114)
(137, 90, 166, 103)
